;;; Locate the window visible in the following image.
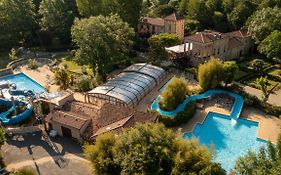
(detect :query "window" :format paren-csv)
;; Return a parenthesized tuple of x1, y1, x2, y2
(224, 45, 226, 53)
(217, 47, 220, 55)
(213, 48, 216, 55)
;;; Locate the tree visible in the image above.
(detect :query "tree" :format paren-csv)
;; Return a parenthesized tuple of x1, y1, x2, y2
(71, 14, 134, 82)
(39, 0, 75, 45)
(85, 123, 226, 175)
(227, 0, 257, 30)
(159, 77, 188, 111)
(187, 0, 213, 28)
(258, 30, 281, 59)
(198, 58, 225, 90)
(254, 77, 278, 102)
(179, 0, 188, 15)
(76, 0, 120, 17)
(54, 67, 70, 90)
(223, 61, 238, 86)
(118, 0, 142, 28)
(9, 48, 18, 60)
(148, 33, 181, 60)
(247, 7, 281, 44)
(234, 135, 281, 175)
(153, 4, 176, 17)
(0, 0, 37, 48)
(83, 133, 120, 175)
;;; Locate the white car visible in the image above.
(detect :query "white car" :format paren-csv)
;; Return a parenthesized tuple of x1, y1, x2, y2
(49, 130, 57, 138)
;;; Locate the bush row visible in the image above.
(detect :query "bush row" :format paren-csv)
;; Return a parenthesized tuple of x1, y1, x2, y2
(159, 101, 197, 127)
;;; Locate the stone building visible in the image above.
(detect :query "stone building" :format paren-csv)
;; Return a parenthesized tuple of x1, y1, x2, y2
(166, 29, 254, 66)
(45, 101, 157, 143)
(138, 13, 185, 40)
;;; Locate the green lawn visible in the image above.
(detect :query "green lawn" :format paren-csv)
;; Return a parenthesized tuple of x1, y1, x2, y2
(59, 58, 93, 75)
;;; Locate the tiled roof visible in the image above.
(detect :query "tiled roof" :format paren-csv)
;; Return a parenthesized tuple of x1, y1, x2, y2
(45, 110, 90, 130)
(45, 101, 157, 141)
(228, 37, 243, 49)
(142, 17, 164, 26)
(164, 13, 184, 21)
(185, 30, 225, 43)
(226, 30, 249, 38)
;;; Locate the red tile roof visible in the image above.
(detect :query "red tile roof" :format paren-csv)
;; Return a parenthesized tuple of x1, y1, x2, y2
(228, 37, 243, 49)
(45, 101, 157, 141)
(142, 17, 164, 26)
(185, 30, 225, 43)
(226, 30, 250, 38)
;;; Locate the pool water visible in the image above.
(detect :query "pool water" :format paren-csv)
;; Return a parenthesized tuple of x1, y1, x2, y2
(183, 113, 267, 172)
(0, 73, 46, 94)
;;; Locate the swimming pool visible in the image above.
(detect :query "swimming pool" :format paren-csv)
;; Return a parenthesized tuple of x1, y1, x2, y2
(151, 89, 268, 172)
(183, 113, 267, 172)
(0, 73, 46, 94)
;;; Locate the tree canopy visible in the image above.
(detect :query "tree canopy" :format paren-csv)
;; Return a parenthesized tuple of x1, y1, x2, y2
(223, 61, 238, 86)
(198, 58, 225, 90)
(159, 76, 188, 111)
(235, 135, 281, 175)
(39, 0, 75, 45)
(84, 123, 226, 175)
(0, 0, 37, 48)
(71, 14, 134, 81)
(247, 7, 281, 44)
(258, 30, 281, 59)
(148, 33, 181, 60)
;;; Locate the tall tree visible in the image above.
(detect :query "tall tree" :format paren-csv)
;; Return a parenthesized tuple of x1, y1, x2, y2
(198, 58, 225, 90)
(84, 123, 226, 175)
(187, 0, 213, 28)
(76, 0, 120, 17)
(223, 61, 238, 87)
(71, 14, 134, 82)
(227, 0, 257, 30)
(118, 0, 142, 28)
(247, 7, 281, 44)
(148, 33, 181, 60)
(0, 0, 37, 48)
(235, 135, 281, 175)
(258, 30, 281, 59)
(39, 0, 75, 45)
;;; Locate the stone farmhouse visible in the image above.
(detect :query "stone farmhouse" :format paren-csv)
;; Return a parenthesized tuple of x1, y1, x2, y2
(166, 29, 254, 66)
(138, 13, 185, 40)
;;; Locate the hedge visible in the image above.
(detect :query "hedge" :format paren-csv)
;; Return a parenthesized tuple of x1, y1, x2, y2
(159, 101, 197, 127)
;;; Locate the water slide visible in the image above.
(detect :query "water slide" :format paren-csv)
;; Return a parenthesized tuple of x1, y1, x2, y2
(151, 89, 244, 119)
(0, 98, 33, 125)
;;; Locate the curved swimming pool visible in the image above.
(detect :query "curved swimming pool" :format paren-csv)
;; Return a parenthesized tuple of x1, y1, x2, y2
(150, 89, 268, 172)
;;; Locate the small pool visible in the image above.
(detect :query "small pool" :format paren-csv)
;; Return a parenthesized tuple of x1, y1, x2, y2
(0, 73, 46, 94)
(183, 113, 267, 172)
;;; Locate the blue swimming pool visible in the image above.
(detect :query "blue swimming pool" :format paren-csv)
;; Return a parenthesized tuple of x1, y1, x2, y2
(151, 89, 268, 172)
(183, 113, 267, 172)
(0, 73, 46, 94)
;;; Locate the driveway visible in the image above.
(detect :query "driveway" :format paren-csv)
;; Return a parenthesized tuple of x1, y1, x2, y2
(1, 131, 92, 175)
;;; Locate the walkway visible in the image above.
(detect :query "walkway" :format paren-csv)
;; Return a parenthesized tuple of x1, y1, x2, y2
(235, 82, 281, 106)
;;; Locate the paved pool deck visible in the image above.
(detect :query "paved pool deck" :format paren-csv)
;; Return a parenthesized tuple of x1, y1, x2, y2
(14, 65, 59, 93)
(178, 99, 281, 144)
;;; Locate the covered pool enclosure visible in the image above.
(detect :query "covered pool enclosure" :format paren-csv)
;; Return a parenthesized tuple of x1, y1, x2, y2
(86, 63, 165, 108)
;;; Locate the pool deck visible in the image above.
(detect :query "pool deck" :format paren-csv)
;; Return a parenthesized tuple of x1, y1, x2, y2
(178, 99, 281, 144)
(14, 65, 59, 93)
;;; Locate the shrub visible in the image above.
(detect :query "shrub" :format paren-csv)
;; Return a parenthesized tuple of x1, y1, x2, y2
(76, 76, 95, 92)
(13, 168, 36, 175)
(159, 101, 197, 127)
(54, 67, 70, 90)
(28, 59, 38, 70)
(159, 77, 188, 111)
(198, 58, 224, 90)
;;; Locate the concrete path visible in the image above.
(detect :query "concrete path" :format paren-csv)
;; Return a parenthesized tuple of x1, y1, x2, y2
(235, 82, 281, 106)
